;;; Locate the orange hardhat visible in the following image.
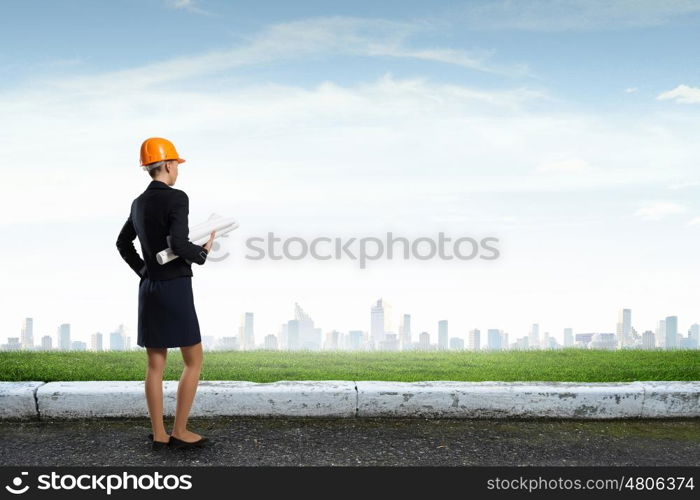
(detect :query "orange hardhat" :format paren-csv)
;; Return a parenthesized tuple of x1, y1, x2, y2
(139, 137, 186, 167)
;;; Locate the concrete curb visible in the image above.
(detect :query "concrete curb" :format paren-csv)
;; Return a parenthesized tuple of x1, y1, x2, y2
(35, 381, 356, 419)
(0, 381, 44, 419)
(0, 381, 698, 420)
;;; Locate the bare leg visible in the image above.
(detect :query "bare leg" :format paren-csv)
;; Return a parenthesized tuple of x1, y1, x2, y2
(172, 342, 203, 442)
(145, 347, 169, 442)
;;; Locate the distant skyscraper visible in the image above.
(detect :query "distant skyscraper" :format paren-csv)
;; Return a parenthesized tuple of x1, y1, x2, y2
(438, 320, 448, 350)
(21, 318, 34, 349)
(90, 332, 103, 351)
(616, 308, 632, 346)
(689, 324, 700, 349)
(3, 338, 20, 350)
(542, 331, 551, 350)
(371, 299, 388, 345)
(513, 336, 529, 350)
(399, 314, 411, 349)
(202, 335, 216, 350)
(641, 330, 656, 350)
(348, 330, 364, 351)
(41, 335, 52, 351)
(529, 323, 540, 349)
(286, 320, 300, 350)
(656, 320, 665, 349)
(487, 329, 502, 351)
(239, 312, 255, 350)
(665, 316, 678, 349)
(449, 337, 464, 350)
(380, 333, 400, 351)
(109, 324, 127, 351)
(590, 333, 617, 350)
(71, 341, 87, 351)
(418, 332, 430, 350)
(219, 336, 238, 350)
(264, 334, 278, 350)
(563, 328, 574, 347)
(468, 329, 481, 351)
(293, 303, 322, 350)
(57, 323, 71, 350)
(575, 333, 594, 348)
(324, 330, 341, 350)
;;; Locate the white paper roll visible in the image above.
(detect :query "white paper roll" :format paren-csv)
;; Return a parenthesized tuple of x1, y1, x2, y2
(156, 214, 239, 265)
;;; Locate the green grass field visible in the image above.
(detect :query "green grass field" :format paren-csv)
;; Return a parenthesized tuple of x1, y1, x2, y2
(1, 349, 698, 382)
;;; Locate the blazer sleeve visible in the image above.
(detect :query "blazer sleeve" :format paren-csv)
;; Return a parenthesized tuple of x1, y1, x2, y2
(168, 190, 208, 265)
(116, 212, 147, 278)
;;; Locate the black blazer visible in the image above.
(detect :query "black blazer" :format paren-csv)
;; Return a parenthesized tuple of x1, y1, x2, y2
(116, 180, 208, 280)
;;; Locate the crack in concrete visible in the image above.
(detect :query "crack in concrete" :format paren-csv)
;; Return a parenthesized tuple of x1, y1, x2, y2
(33, 382, 46, 420)
(353, 381, 359, 418)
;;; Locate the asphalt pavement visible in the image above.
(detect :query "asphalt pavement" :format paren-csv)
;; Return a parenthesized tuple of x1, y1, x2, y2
(1, 418, 698, 466)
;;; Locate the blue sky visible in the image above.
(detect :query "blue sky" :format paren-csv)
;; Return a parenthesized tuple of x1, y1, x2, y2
(4, 0, 700, 108)
(1, 1, 700, 345)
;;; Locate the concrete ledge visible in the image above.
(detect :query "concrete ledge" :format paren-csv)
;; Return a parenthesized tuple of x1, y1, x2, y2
(0, 382, 44, 419)
(641, 382, 700, 418)
(192, 381, 356, 417)
(0, 380, 695, 420)
(36, 381, 356, 419)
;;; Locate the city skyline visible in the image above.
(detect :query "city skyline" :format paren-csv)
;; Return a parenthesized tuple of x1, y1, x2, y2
(4, 304, 698, 352)
(1, 2, 700, 349)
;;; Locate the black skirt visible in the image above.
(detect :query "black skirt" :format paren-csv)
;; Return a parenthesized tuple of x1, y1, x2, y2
(137, 276, 202, 348)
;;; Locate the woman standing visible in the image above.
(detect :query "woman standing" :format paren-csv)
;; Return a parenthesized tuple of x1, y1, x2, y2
(116, 137, 215, 450)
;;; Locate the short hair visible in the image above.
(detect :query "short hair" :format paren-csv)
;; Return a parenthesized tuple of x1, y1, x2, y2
(144, 160, 167, 179)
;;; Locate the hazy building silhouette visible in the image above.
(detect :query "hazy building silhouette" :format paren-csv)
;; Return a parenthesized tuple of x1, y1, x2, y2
(264, 334, 278, 350)
(71, 340, 87, 351)
(641, 330, 656, 350)
(90, 332, 103, 351)
(57, 323, 71, 351)
(399, 314, 411, 350)
(348, 330, 364, 351)
(616, 308, 632, 346)
(468, 329, 481, 351)
(665, 316, 678, 349)
(239, 312, 255, 350)
(109, 324, 127, 351)
(438, 320, 448, 350)
(563, 328, 574, 347)
(323, 330, 341, 350)
(689, 323, 699, 349)
(487, 329, 502, 351)
(219, 336, 238, 350)
(529, 323, 540, 349)
(418, 331, 430, 350)
(449, 337, 464, 350)
(656, 319, 665, 349)
(41, 335, 52, 351)
(371, 299, 389, 345)
(21, 317, 34, 350)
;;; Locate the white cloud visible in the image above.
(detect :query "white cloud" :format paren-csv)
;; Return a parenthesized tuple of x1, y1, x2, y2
(53, 17, 528, 92)
(688, 216, 700, 226)
(536, 157, 590, 173)
(455, 0, 700, 31)
(657, 84, 700, 104)
(164, 0, 210, 15)
(667, 180, 700, 189)
(634, 202, 687, 220)
(625, 87, 638, 93)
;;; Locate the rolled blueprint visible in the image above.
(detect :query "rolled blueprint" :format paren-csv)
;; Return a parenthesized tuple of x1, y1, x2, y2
(156, 214, 239, 265)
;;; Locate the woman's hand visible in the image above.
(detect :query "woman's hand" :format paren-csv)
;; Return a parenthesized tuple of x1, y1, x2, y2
(203, 231, 216, 253)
